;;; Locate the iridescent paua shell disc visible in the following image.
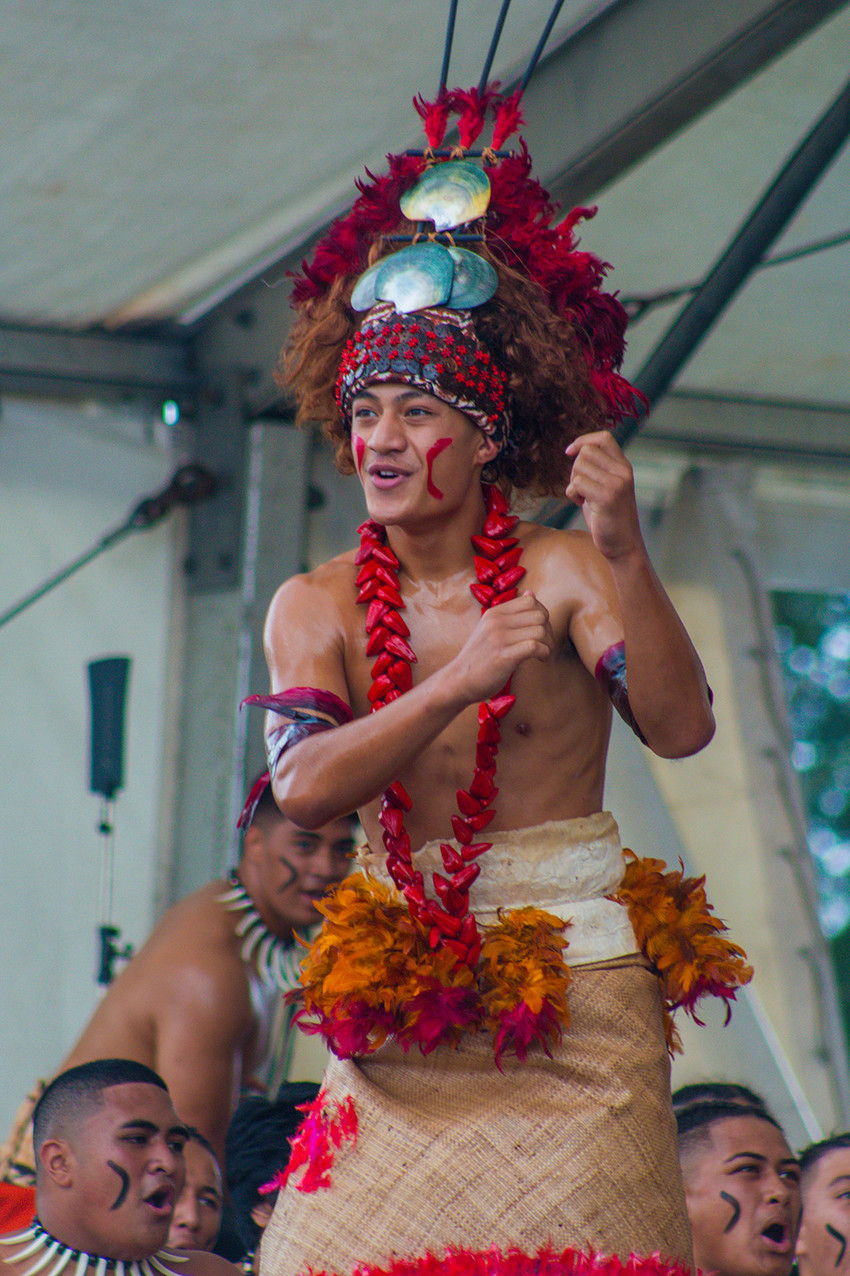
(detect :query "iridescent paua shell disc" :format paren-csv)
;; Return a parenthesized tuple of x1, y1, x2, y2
(399, 160, 491, 232)
(373, 242, 454, 313)
(350, 260, 383, 311)
(447, 247, 498, 307)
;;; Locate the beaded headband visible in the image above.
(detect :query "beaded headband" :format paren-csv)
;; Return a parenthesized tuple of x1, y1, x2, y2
(335, 303, 510, 446)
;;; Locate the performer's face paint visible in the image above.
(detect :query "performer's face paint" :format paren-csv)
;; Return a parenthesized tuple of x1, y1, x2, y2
(354, 435, 366, 473)
(70, 1083, 187, 1261)
(351, 382, 498, 523)
(425, 437, 453, 500)
(167, 1138, 223, 1252)
(246, 812, 356, 934)
(683, 1115, 801, 1276)
(797, 1147, 850, 1276)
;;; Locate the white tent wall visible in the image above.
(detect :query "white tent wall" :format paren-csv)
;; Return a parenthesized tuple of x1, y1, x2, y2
(0, 395, 186, 1130)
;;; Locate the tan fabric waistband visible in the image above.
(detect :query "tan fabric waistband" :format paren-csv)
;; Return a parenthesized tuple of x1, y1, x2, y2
(356, 812, 638, 966)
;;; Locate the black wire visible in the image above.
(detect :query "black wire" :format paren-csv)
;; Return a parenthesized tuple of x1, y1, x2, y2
(519, 0, 567, 98)
(762, 226, 850, 267)
(478, 0, 512, 97)
(622, 226, 850, 324)
(439, 0, 459, 95)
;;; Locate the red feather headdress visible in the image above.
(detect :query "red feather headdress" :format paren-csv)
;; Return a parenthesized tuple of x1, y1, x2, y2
(290, 87, 638, 425)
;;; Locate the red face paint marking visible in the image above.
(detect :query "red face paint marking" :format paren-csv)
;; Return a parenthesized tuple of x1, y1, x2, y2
(354, 436, 365, 473)
(425, 438, 453, 499)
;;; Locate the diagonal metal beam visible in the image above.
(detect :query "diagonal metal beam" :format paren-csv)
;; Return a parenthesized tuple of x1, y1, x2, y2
(628, 71, 850, 435)
(545, 70, 850, 527)
(517, 0, 850, 205)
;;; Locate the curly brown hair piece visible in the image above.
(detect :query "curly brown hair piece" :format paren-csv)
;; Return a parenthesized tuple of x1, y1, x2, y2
(277, 240, 607, 500)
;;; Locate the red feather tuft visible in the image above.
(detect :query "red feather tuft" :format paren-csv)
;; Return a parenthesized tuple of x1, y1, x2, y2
(290, 153, 425, 306)
(491, 1000, 563, 1069)
(397, 981, 482, 1054)
(290, 86, 642, 425)
(280, 1088, 359, 1194)
(306, 1242, 695, 1276)
(490, 89, 524, 151)
(414, 92, 452, 149)
(295, 1001, 396, 1058)
(446, 85, 498, 149)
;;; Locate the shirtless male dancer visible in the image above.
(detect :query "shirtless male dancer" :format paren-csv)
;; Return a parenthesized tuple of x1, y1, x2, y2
(0, 1060, 237, 1276)
(1, 780, 354, 1185)
(250, 87, 743, 1276)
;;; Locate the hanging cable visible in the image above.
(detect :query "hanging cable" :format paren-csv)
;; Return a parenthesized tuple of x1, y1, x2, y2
(0, 463, 217, 630)
(623, 227, 850, 323)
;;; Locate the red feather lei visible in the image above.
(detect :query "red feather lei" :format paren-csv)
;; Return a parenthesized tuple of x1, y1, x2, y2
(356, 483, 523, 969)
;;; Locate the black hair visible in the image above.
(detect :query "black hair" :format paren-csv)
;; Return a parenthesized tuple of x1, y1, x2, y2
(246, 772, 287, 832)
(224, 1085, 320, 1252)
(799, 1132, 850, 1190)
(677, 1100, 783, 1168)
(672, 1082, 772, 1116)
(33, 1059, 169, 1162)
(185, 1126, 220, 1164)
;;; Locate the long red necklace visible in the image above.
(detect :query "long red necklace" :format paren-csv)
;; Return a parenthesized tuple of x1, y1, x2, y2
(355, 483, 525, 969)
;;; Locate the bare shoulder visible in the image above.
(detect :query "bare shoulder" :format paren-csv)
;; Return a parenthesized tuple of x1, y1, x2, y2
(266, 551, 358, 634)
(164, 1249, 241, 1276)
(131, 884, 252, 1016)
(518, 520, 614, 593)
(263, 552, 361, 700)
(143, 881, 235, 954)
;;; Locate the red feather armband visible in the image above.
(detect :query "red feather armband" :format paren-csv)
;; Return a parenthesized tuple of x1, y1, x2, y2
(242, 686, 354, 780)
(594, 642, 647, 744)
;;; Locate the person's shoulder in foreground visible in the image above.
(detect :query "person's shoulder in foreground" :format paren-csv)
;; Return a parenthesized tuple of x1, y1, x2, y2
(0, 1060, 238, 1276)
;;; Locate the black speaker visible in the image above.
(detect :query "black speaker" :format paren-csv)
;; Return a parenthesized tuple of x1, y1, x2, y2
(87, 657, 131, 799)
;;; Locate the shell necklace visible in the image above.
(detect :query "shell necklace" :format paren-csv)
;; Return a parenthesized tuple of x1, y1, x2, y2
(0, 1221, 188, 1276)
(355, 482, 525, 967)
(216, 870, 304, 992)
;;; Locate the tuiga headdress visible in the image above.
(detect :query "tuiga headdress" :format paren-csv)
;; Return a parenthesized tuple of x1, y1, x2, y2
(283, 1, 643, 487)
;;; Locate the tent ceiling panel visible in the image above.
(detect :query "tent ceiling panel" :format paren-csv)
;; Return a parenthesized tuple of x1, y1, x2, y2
(577, 5, 850, 407)
(0, 0, 606, 327)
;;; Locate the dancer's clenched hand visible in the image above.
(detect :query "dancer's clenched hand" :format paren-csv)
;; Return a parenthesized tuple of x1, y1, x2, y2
(565, 431, 644, 563)
(445, 591, 554, 705)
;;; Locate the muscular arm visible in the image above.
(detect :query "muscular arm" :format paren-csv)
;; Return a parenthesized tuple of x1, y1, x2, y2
(153, 960, 250, 1164)
(565, 431, 715, 758)
(263, 569, 552, 829)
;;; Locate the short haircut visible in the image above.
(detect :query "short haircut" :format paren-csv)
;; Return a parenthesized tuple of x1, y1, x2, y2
(244, 771, 357, 836)
(247, 773, 288, 832)
(224, 1085, 319, 1252)
(185, 1126, 220, 1165)
(677, 1101, 784, 1172)
(33, 1059, 169, 1161)
(799, 1132, 850, 1192)
(672, 1082, 771, 1115)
